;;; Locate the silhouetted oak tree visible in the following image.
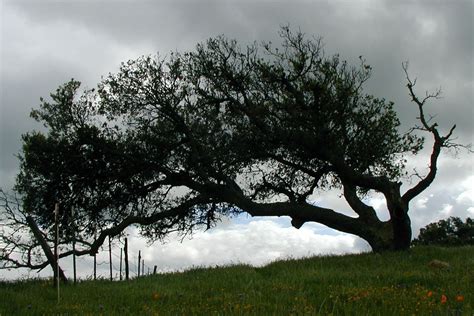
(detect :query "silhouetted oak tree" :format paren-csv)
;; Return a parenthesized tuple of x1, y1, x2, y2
(13, 27, 465, 255)
(0, 189, 69, 282)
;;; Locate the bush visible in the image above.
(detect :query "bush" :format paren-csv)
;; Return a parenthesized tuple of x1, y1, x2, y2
(412, 217, 474, 246)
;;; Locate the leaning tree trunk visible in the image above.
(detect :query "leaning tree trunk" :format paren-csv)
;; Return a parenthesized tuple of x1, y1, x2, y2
(380, 183, 412, 251)
(357, 215, 411, 253)
(339, 181, 412, 253)
(391, 211, 412, 250)
(25, 216, 68, 283)
(337, 181, 413, 252)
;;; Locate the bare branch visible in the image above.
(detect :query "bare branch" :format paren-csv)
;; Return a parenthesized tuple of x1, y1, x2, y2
(401, 63, 470, 204)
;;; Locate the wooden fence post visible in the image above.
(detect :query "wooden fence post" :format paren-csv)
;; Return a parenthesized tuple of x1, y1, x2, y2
(124, 238, 129, 280)
(153, 265, 157, 275)
(93, 231, 97, 281)
(138, 250, 141, 277)
(72, 207, 76, 284)
(119, 248, 123, 281)
(54, 203, 60, 302)
(109, 236, 113, 281)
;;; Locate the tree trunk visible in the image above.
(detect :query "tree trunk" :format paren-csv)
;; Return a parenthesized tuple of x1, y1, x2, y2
(371, 217, 411, 252)
(25, 216, 68, 283)
(386, 184, 412, 251)
(360, 219, 411, 253)
(391, 212, 412, 250)
(359, 223, 391, 253)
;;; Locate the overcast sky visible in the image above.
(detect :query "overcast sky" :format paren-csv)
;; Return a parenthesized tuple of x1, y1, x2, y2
(1, 0, 473, 280)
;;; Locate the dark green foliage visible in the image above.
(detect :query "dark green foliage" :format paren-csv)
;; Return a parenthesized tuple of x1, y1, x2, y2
(10, 27, 458, 254)
(413, 217, 474, 246)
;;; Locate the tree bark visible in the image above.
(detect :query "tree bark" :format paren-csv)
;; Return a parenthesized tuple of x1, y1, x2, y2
(385, 183, 412, 251)
(391, 213, 412, 250)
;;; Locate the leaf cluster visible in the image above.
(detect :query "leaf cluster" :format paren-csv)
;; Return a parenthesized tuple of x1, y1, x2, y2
(15, 28, 425, 242)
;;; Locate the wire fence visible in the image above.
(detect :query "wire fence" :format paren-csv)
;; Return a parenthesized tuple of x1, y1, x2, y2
(4, 235, 162, 282)
(78, 236, 158, 281)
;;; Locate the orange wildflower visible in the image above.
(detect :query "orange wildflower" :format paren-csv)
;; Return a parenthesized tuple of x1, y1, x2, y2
(455, 295, 464, 302)
(152, 292, 160, 301)
(441, 294, 448, 304)
(427, 291, 433, 297)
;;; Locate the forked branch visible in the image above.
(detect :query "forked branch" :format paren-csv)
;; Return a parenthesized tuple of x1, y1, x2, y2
(401, 62, 470, 204)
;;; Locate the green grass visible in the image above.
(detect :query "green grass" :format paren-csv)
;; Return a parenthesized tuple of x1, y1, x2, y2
(1, 246, 473, 315)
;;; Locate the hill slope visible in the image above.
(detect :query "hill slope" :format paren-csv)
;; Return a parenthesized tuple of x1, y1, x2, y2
(1, 246, 473, 315)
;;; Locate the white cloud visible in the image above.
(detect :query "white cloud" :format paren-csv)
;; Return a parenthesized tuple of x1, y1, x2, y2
(137, 220, 368, 273)
(417, 16, 438, 37)
(415, 196, 429, 209)
(468, 207, 474, 216)
(456, 176, 474, 204)
(367, 195, 386, 211)
(440, 204, 453, 217)
(0, 220, 369, 281)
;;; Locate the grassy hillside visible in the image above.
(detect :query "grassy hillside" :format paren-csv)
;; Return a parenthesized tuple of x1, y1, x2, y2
(1, 246, 473, 315)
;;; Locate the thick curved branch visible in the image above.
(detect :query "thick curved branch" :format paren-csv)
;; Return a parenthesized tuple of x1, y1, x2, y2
(195, 177, 371, 237)
(65, 194, 210, 257)
(251, 177, 297, 202)
(233, 194, 374, 239)
(166, 167, 383, 238)
(402, 139, 441, 204)
(342, 183, 378, 223)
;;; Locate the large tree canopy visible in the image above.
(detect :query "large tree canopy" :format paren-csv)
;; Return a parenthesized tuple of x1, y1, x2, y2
(11, 28, 463, 262)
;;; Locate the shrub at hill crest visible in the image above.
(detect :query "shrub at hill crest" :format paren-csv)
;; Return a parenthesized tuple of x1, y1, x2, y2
(413, 217, 474, 247)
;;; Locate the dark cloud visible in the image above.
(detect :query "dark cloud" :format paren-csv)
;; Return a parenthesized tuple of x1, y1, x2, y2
(2, 0, 472, 182)
(6, 1, 471, 135)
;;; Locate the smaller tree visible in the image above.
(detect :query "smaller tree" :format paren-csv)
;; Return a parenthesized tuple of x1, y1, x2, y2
(412, 217, 474, 246)
(0, 189, 69, 282)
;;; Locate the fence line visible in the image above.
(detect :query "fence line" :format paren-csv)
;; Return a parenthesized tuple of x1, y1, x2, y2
(9, 235, 164, 281)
